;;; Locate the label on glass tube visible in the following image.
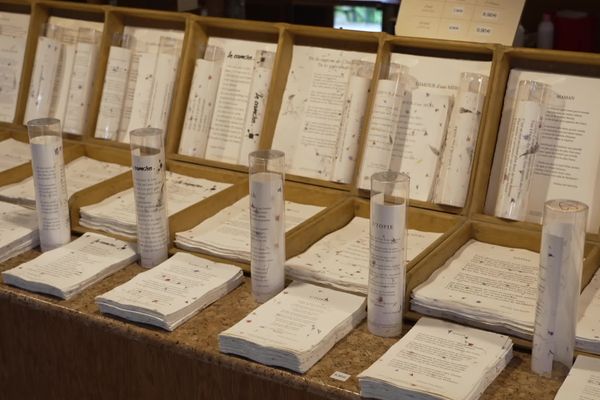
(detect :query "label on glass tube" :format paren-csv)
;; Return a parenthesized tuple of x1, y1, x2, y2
(30, 135, 70, 251)
(368, 193, 406, 337)
(131, 149, 168, 267)
(249, 171, 285, 302)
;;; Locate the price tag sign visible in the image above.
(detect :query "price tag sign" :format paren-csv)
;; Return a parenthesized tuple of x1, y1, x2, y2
(395, 0, 525, 45)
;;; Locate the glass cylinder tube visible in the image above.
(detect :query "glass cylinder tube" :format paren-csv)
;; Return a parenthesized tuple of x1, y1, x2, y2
(434, 72, 488, 207)
(130, 128, 168, 268)
(359, 64, 409, 190)
(495, 80, 549, 221)
(27, 118, 70, 252)
(95, 33, 134, 140)
(532, 199, 588, 376)
(178, 45, 225, 158)
(146, 36, 182, 131)
(63, 28, 102, 135)
(248, 149, 285, 303)
(368, 171, 409, 337)
(332, 59, 374, 184)
(24, 24, 62, 123)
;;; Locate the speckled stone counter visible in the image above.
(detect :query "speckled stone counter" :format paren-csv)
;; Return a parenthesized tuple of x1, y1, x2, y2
(0, 249, 567, 400)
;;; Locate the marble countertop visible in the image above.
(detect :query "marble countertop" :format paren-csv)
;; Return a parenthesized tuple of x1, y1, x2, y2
(0, 249, 568, 400)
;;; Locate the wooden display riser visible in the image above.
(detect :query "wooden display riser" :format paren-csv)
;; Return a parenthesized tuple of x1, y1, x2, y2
(0, 249, 568, 400)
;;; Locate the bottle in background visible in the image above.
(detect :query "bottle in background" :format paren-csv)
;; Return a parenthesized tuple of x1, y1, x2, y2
(537, 13, 554, 49)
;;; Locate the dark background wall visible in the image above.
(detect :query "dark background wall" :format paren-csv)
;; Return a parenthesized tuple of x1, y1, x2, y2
(70, 0, 600, 50)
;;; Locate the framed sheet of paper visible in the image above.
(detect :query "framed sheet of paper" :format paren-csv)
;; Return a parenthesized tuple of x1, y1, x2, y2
(202, 38, 277, 165)
(273, 45, 376, 183)
(358, 54, 491, 203)
(486, 70, 600, 232)
(117, 26, 184, 143)
(395, 0, 526, 45)
(0, 12, 29, 123)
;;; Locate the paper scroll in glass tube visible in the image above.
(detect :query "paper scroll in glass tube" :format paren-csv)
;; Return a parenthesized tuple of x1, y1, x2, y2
(434, 72, 488, 207)
(146, 36, 182, 132)
(121, 37, 182, 143)
(130, 128, 168, 268)
(63, 27, 101, 135)
(24, 24, 63, 123)
(331, 60, 374, 183)
(248, 150, 285, 303)
(358, 64, 409, 189)
(27, 118, 70, 252)
(532, 199, 588, 376)
(495, 80, 549, 221)
(237, 50, 276, 166)
(368, 171, 409, 337)
(47, 27, 76, 125)
(95, 33, 134, 140)
(178, 45, 225, 157)
(0, 12, 29, 123)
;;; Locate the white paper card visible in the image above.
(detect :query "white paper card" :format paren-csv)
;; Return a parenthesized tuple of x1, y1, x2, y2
(2, 232, 138, 299)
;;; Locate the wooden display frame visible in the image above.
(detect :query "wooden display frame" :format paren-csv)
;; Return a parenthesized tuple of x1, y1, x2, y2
(352, 35, 500, 217)
(84, 5, 190, 148)
(16, 1, 108, 139)
(261, 24, 382, 192)
(405, 218, 600, 349)
(0, 0, 33, 128)
(0, 128, 33, 186)
(70, 159, 246, 244)
(165, 15, 281, 174)
(170, 181, 349, 273)
(3, 3, 600, 397)
(0, 143, 132, 222)
(287, 196, 464, 275)
(469, 46, 600, 241)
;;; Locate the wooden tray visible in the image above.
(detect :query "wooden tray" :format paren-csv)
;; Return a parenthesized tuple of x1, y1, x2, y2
(70, 158, 247, 244)
(406, 218, 600, 349)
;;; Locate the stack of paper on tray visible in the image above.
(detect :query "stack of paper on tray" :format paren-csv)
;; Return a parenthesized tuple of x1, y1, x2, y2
(175, 197, 323, 262)
(0, 138, 31, 171)
(576, 268, 600, 354)
(0, 201, 39, 262)
(80, 171, 232, 238)
(410, 239, 600, 354)
(554, 355, 600, 400)
(219, 281, 366, 373)
(411, 240, 539, 338)
(358, 317, 513, 400)
(0, 156, 129, 208)
(285, 216, 443, 294)
(96, 252, 243, 331)
(2, 232, 137, 299)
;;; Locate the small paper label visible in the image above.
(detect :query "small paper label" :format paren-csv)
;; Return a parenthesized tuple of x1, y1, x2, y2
(475, 25, 493, 35)
(453, 6, 464, 15)
(330, 371, 351, 382)
(481, 9, 499, 20)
